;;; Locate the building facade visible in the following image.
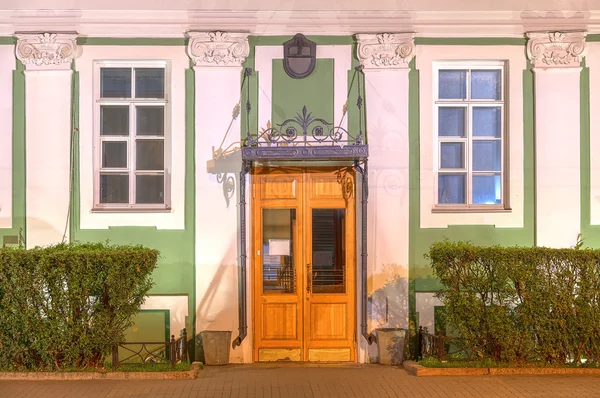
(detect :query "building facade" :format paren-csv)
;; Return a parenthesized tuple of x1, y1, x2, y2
(0, 1, 597, 363)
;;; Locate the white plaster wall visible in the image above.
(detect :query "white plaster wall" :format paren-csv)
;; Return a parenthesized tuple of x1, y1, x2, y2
(0, 46, 13, 229)
(193, 66, 248, 363)
(77, 46, 187, 230)
(416, 45, 526, 228)
(141, 295, 189, 339)
(534, 68, 581, 248)
(25, 69, 72, 247)
(360, 69, 410, 362)
(416, 292, 444, 332)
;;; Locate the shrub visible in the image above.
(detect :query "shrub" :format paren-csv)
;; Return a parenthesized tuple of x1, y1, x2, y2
(0, 242, 158, 370)
(428, 241, 600, 365)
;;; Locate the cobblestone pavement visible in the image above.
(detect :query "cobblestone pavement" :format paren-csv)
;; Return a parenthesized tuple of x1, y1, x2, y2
(2, 364, 600, 398)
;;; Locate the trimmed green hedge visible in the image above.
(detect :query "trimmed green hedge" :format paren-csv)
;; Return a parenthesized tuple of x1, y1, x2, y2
(0, 243, 158, 370)
(428, 241, 600, 365)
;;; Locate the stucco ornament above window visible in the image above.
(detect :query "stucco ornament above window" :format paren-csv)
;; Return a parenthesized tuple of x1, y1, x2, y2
(186, 31, 249, 67)
(355, 33, 415, 69)
(15, 33, 78, 66)
(526, 31, 587, 68)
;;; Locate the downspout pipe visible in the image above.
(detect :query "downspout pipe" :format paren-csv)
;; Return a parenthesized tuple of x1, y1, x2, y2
(233, 69, 253, 349)
(233, 161, 251, 348)
(356, 160, 377, 345)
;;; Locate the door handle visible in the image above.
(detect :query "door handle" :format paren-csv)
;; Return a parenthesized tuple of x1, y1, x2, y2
(306, 264, 311, 295)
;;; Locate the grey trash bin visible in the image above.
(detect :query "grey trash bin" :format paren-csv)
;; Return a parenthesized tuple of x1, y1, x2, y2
(198, 330, 232, 365)
(376, 328, 407, 365)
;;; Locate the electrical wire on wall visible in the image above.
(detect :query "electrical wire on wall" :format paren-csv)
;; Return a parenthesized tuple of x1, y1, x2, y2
(62, 71, 78, 244)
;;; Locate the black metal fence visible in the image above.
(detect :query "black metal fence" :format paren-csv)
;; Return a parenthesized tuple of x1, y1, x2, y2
(418, 326, 481, 361)
(111, 328, 189, 369)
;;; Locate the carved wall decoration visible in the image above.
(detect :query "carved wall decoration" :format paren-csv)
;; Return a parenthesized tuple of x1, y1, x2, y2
(527, 31, 587, 68)
(186, 31, 250, 67)
(356, 33, 415, 69)
(15, 33, 78, 66)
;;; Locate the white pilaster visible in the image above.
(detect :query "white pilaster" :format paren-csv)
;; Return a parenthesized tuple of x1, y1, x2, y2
(16, 33, 77, 248)
(356, 33, 414, 362)
(527, 31, 586, 248)
(187, 31, 250, 363)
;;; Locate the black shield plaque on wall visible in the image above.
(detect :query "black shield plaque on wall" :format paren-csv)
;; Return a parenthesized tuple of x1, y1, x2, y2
(283, 34, 317, 79)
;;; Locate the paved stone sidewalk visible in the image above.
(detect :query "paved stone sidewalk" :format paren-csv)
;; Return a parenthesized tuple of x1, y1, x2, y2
(2, 364, 600, 398)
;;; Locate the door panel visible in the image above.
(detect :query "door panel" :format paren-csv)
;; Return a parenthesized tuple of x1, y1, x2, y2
(262, 303, 298, 339)
(310, 303, 347, 339)
(253, 170, 303, 360)
(253, 167, 356, 362)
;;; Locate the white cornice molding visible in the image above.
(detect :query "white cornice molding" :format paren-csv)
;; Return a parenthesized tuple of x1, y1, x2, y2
(356, 33, 415, 70)
(3, 11, 600, 37)
(186, 31, 249, 67)
(526, 31, 587, 68)
(15, 32, 78, 68)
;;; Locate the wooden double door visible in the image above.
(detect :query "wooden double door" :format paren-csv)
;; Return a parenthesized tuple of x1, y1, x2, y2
(252, 167, 357, 362)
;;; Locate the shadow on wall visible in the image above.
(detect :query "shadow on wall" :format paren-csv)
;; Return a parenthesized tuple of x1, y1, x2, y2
(366, 264, 409, 362)
(206, 140, 243, 209)
(195, 237, 238, 334)
(368, 264, 409, 328)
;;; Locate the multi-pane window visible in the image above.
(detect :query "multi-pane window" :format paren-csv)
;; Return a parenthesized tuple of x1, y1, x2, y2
(95, 62, 169, 209)
(435, 62, 505, 207)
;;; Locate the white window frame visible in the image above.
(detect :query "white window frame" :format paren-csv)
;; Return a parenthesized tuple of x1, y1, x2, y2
(93, 60, 172, 210)
(433, 61, 506, 210)
(78, 46, 186, 230)
(416, 45, 525, 229)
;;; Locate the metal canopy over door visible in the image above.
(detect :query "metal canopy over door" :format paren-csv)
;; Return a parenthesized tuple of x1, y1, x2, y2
(252, 167, 356, 362)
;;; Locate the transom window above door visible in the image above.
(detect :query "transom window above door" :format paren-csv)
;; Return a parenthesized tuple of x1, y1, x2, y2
(434, 61, 506, 209)
(94, 61, 170, 210)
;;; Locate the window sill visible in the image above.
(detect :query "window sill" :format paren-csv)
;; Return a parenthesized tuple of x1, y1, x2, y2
(432, 206, 512, 214)
(91, 207, 172, 213)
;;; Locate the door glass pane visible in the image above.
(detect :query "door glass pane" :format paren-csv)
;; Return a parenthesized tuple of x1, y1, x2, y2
(438, 107, 465, 137)
(440, 142, 464, 169)
(438, 70, 466, 99)
(471, 70, 501, 100)
(263, 209, 296, 294)
(312, 209, 346, 294)
(438, 174, 465, 204)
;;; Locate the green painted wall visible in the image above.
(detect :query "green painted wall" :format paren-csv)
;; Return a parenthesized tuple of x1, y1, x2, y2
(125, 310, 170, 342)
(76, 38, 186, 46)
(69, 48, 196, 342)
(579, 62, 598, 245)
(271, 58, 334, 126)
(242, 35, 365, 144)
(0, 57, 25, 248)
(120, 310, 170, 363)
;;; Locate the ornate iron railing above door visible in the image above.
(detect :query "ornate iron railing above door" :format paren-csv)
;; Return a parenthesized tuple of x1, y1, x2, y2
(241, 66, 369, 162)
